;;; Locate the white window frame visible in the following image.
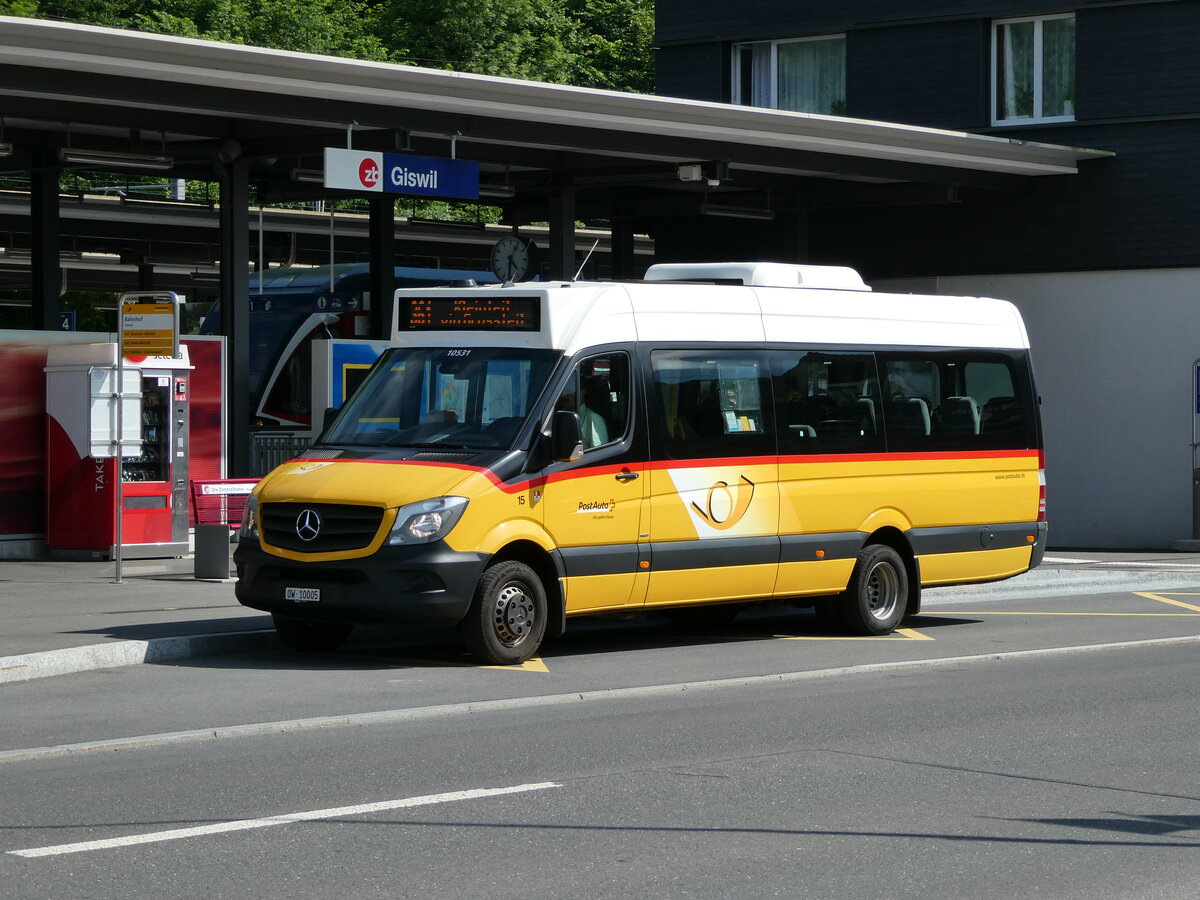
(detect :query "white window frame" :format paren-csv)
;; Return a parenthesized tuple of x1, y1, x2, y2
(991, 13, 1076, 126)
(731, 34, 846, 115)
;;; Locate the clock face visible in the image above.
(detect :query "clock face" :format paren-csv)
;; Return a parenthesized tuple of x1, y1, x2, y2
(491, 236, 530, 281)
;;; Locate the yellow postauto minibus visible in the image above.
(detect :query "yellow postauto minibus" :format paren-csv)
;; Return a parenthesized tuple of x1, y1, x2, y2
(235, 262, 1046, 664)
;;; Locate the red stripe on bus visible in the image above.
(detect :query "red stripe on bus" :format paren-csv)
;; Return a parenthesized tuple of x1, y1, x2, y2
(287, 448, 1042, 496)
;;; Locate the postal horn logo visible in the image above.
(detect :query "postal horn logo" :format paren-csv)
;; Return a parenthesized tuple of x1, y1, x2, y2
(690, 475, 755, 531)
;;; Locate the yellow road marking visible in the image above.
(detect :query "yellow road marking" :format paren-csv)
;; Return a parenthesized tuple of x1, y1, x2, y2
(482, 657, 549, 673)
(349, 652, 550, 672)
(778, 626, 933, 642)
(1134, 592, 1200, 613)
(938, 592, 1200, 618)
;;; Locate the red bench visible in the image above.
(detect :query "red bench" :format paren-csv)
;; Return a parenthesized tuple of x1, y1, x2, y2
(191, 479, 259, 529)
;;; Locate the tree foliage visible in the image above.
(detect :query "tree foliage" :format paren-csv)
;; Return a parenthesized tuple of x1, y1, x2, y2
(565, 0, 655, 93)
(380, 0, 576, 83)
(8, 0, 654, 92)
(23, 1, 390, 59)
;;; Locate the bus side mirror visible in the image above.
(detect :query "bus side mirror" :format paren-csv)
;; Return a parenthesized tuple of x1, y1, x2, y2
(551, 410, 584, 462)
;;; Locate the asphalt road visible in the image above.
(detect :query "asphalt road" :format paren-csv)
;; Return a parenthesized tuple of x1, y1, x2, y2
(2, 578, 1199, 899)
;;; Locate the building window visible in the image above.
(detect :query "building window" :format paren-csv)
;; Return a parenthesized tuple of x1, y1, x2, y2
(993, 14, 1075, 124)
(733, 35, 846, 115)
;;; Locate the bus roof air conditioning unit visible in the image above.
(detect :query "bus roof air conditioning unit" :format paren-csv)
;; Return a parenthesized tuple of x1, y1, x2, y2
(643, 262, 870, 291)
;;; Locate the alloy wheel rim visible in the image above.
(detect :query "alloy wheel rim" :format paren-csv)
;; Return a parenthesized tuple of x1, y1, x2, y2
(865, 562, 901, 621)
(492, 582, 535, 645)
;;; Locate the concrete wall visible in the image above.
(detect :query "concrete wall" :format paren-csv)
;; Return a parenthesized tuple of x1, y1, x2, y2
(875, 269, 1200, 550)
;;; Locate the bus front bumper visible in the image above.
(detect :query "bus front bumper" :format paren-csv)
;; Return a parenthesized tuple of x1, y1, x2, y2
(233, 540, 487, 626)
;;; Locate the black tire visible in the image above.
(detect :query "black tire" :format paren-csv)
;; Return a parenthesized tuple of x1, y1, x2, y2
(838, 544, 908, 635)
(272, 615, 354, 652)
(460, 560, 548, 665)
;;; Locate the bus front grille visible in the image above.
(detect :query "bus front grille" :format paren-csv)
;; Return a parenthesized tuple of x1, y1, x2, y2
(260, 502, 385, 553)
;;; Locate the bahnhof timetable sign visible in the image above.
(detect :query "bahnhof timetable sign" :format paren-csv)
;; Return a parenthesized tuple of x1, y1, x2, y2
(324, 147, 480, 200)
(120, 293, 181, 358)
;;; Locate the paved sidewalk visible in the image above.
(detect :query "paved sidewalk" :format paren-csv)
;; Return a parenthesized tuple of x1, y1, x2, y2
(3, 549, 1200, 684)
(0, 555, 273, 683)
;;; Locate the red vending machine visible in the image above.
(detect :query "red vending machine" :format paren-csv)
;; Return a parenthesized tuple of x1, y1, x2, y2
(45, 343, 192, 560)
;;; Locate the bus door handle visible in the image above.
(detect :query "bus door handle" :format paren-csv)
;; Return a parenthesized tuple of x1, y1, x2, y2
(615, 470, 640, 482)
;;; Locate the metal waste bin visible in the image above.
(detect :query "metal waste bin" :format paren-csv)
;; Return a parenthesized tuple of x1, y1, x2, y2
(194, 523, 234, 579)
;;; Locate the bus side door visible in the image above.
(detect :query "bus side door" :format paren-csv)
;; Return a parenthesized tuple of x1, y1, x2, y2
(540, 350, 649, 613)
(642, 349, 780, 609)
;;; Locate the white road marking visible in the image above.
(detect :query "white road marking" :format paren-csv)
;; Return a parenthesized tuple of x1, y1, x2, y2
(1099, 560, 1200, 569)
(3, 634, 1200, 767)
(9, 781, 560, 859)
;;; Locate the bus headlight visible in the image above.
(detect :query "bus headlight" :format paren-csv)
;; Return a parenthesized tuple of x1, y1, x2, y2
(239, 494, 259, 541)
(388, 496, 469, 545)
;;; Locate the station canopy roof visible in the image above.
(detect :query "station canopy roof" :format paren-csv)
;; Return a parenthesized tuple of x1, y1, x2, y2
(0, 15, 1111, 277)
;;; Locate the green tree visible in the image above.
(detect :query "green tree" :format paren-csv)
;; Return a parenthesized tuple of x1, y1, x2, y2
(18, 0, 655, 93)
(32, 0, 388, 59)
(379, 0, 577, 83)
(0, 1, 41, 16)
(565, 0, 654, 93)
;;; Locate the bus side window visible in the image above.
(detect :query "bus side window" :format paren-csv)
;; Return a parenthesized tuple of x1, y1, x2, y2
(882, 357, 938, 451)
(554, 353, 631, 451)
(650, 350, 773, 460)
(882, 353, 1033, 451)
(772, 350, 882, 454)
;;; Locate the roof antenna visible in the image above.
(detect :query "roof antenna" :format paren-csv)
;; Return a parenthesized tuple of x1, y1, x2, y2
(573, 240, 599, 282)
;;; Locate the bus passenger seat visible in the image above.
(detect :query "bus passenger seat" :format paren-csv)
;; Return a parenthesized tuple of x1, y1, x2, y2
(981, 396, 1023, 433)
(887, 397, 931, 436)
(933, 396, 980, 435)
(855, 396, 877, 434)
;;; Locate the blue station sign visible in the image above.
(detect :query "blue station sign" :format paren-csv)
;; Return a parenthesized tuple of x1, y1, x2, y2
(324, 147, 479, 200)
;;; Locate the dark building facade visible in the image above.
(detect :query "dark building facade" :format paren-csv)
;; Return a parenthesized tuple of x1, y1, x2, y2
(655, 0, 1200, 280)
(655, 0, 1200, 549)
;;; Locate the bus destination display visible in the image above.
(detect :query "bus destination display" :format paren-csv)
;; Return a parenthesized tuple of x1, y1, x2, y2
(405, 296, 540, 331)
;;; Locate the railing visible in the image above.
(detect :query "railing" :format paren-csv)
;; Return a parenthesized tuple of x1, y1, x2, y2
(251, 433, 313, 477)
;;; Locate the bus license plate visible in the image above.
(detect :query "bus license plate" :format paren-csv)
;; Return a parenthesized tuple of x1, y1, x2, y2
(285, 587, 320, 602)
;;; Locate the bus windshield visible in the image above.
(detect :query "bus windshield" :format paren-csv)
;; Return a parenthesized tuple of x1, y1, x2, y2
(320, 347, 560, 450)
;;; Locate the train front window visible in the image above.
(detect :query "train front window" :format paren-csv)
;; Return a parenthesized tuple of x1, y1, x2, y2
(321, 347, 559, 449)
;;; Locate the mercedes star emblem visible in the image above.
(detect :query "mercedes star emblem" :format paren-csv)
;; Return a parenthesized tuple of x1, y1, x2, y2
(295, 508, 321, 542)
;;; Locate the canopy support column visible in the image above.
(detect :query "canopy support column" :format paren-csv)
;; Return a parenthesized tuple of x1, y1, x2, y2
(218, 155, 251, 477)
(30, 159, 61, 330)
(369, 195, 395, 339)
(547, 186, 576, 281)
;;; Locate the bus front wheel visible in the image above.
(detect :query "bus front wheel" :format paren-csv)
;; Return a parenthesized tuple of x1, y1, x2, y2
(461, 560, 547, 665)
(839, 544, 907, 635)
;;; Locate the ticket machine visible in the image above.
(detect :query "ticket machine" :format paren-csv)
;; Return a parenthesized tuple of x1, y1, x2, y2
(45, 343, 192, 559)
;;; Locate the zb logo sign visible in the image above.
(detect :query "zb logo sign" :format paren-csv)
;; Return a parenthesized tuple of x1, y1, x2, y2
(358, 158, 381, 189)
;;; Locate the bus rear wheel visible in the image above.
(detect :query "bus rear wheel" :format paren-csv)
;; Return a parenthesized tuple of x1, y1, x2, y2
(460, 560, 547, 665)
(839, 544, 907, 635)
